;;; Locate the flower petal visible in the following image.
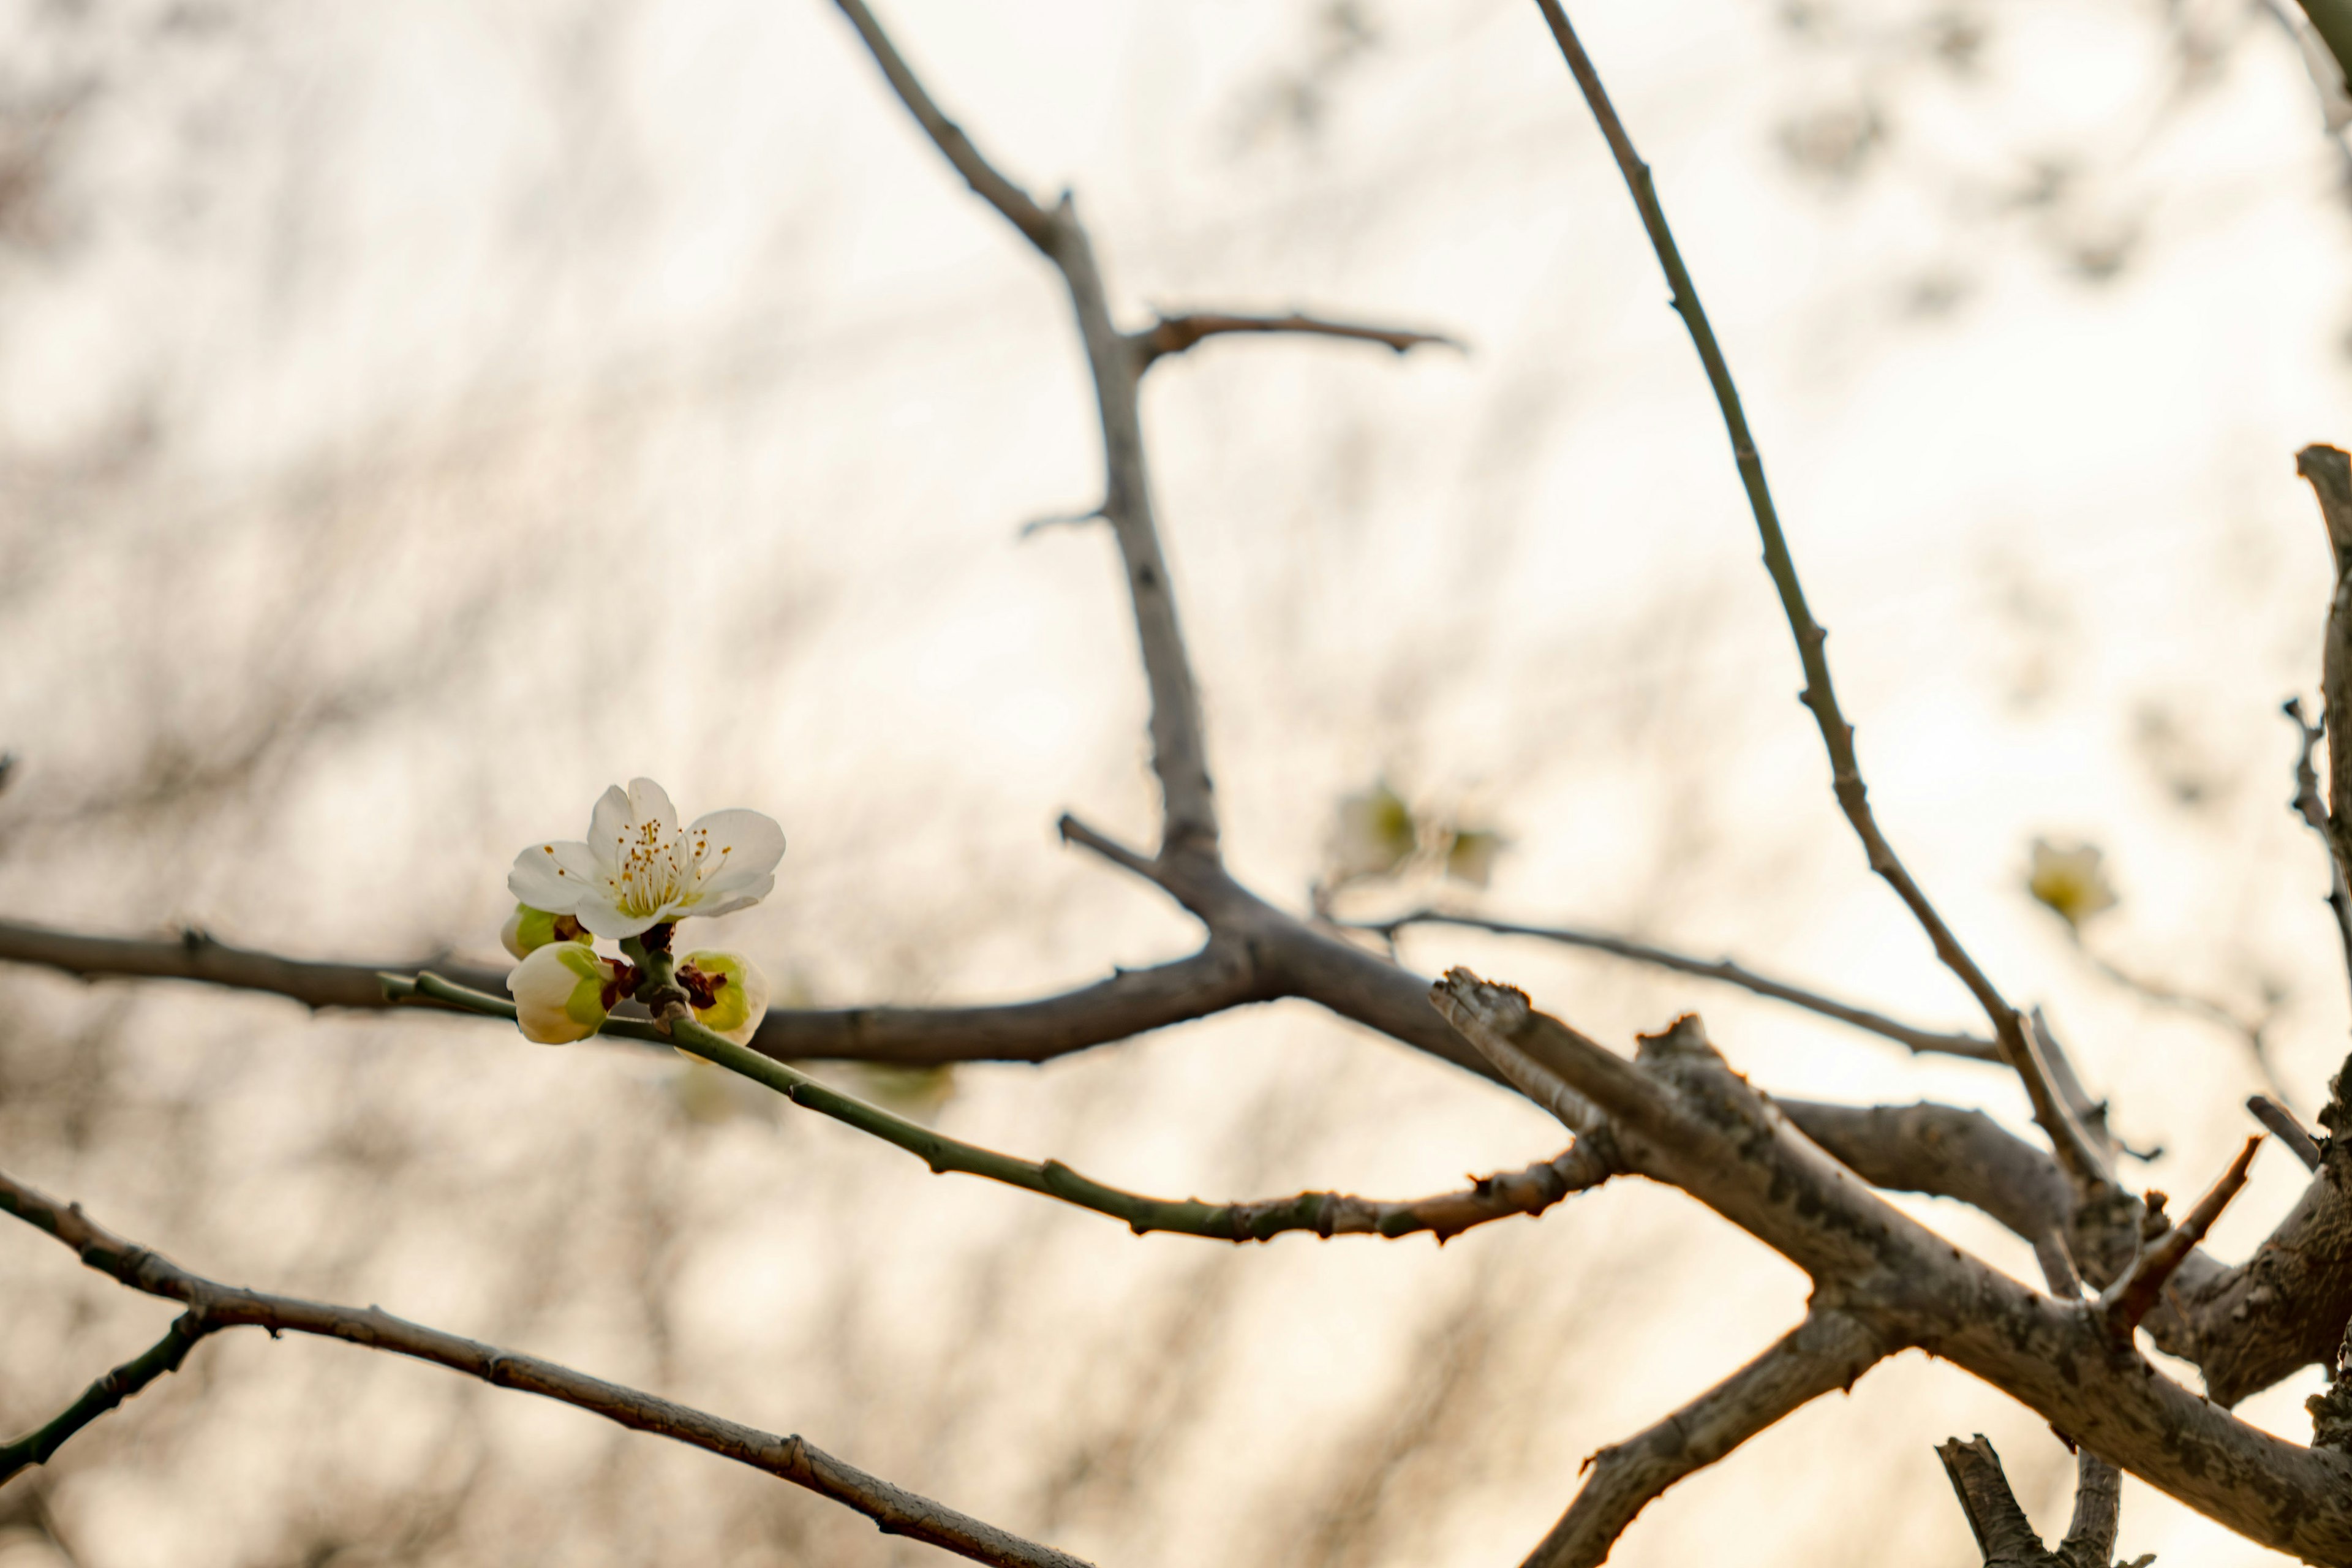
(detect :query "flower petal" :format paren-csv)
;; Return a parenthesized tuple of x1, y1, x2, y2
(686, 809, 785, 900)
(509, 840, 598, 912)
(686, 883, 774, 922)
(627, 778, 680, 839)
(587, 784, 636, 872)
(571, 895, 663, 940)
(508, 943, 616, 1044)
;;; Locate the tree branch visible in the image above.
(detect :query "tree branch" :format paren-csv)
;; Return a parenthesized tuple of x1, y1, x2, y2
(389, 974, 1607, 1243)
(2250, 1095, 2323, 1172)
(2, 1313, 208, 1483)
(2099, 1136, 2263, 1339)
(832, 0, 1217, 857)
(1936, 1435, 2149, 1568)
(2283, 696, 2352, 1011)
(2300, 444, 2352, 892)
(1521, 1311, 1891, 1568)
(1937, 1436, 2051, 1566)
(1358, 908, 1999, 1061)
(1527, 0, 2101, 1199)
(1431, 969, 2352, 1560)
(0, 1170, 1090, 1568)
(0, 916, 1288, 1069)
(1129, 312, 1462, 366)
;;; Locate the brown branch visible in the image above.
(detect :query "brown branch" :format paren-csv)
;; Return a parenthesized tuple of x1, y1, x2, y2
(1521, 1311, 1891, 1568)
(1777, 1099, 2076, 1250)
(1360, 908, 2000, 1061)
(1937, 1436, 2052, 1566)
(1129, 311, 1463, 366)
(1937, 1436, 2147, 1568)
(1526, 0, 2108, 1205)
(0, 915, 1280, 1070)
(1936, 1435, 2148, 1568)
(1219, 1145, 1612, 1243)
(0, 1170, 1089, 1568)
(2, 1314, 206, 1483)
(1432, 970, 2352, 1560)
(2100, 1137, 2264, 1338)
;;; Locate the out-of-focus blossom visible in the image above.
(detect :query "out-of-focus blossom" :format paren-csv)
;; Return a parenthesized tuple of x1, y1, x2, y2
(2028, 839, 2117, 929)
(1329, 782, 1417, 883)
(1444, 826, 1506, 888)
(509, 777, 784, 940)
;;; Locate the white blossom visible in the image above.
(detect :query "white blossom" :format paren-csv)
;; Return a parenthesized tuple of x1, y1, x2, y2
(508, 778, 785, 940)
(508, 943, 627, 1045)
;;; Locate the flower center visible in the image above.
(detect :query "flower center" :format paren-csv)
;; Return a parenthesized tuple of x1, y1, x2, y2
(616, 820, 690, 917)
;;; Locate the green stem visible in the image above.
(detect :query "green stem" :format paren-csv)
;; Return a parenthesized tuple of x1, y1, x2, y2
(382, 971, 1602, 1243)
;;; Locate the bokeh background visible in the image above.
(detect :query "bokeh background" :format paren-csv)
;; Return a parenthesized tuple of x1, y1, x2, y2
(2, 0, 2350, 1562)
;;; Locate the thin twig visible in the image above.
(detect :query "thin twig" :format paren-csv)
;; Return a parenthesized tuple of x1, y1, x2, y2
(2250, 1095, 2324, 1171)
(389, 973, 1610, 1242)
(1527, 0, 2094, 1194)
(2, 1313, 208, 1483)
(1129, 311, 1463, 366)
(1358, 908, 1999, 1061)
(0, 1170, 1090, 1568)
(2068, 931, 2291, 1108)
(832, 0, 1218, 857)
(2100, 1136, 2264, 1337)
(2299, 445, 2352, 890)
(2285, 696, 2352, 1012)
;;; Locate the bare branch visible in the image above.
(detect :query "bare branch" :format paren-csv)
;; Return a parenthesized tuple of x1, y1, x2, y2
(2100, 1136, 2264, 1338)
(2, 1313, 206, 1483)
(1937, 1436, 2049, 1566)
(1433, 970, 2352, 1559)
(2301, 444, 2352, 893)
(1129, 312, 1463, 367)
(2061, 1449, 2133, 1568)
(832, 0, 1217, 857)
(0, 916, 1273, 1070)
(0, 1170, 1090, 1568)
(1526, 0, 2101, 1194)
(2283, 696, 2352, 1008)
(1522, 1311, 1890, 1568)
(824, 0, 1055, 251)
(2066, 932, 2290, 1107)
(1360, 908, 1999, 1061)
(390, 974, 1605, 1243)
(1777, 1099, 2075, 1250)
(1936, 1436, 2147, 1568)
(2251, 1095, 2324, 1171)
